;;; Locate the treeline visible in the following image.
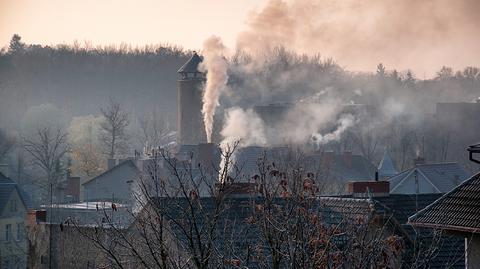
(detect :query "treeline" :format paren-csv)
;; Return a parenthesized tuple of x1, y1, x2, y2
(0, 34, 190, 129)
(1, 34, 480, 175)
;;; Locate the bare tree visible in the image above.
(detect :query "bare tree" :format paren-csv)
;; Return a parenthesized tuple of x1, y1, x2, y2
(99, 98, 130, 158)
(71, 143, 241, 269)
(138, 111, 172, 148)
(23, 127, 69, 199)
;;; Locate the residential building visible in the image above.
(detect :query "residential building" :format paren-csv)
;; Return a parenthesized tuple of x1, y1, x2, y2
(0, 172, 29, 269)
(388, 161, 469, 194)
(82, 159, 140, 202)
(409, 172, 480, 268)
(26, 202, 132, 269)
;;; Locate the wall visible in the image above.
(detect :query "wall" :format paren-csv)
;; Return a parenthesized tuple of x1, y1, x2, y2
(83, 161, 138, 202)
(27, 223, 104, 269)
(0, 190, 27, 269)
(466, 234, 480, 269)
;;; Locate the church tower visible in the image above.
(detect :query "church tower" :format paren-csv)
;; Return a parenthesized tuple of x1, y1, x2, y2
(177, 52, 207, 145)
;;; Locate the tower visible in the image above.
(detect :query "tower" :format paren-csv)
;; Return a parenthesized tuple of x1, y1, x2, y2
(177, 52, 207, 145)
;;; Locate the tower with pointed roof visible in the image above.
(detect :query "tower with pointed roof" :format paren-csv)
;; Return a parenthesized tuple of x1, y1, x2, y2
(177, 52, 207, 145)
(378, 149, 398, 179)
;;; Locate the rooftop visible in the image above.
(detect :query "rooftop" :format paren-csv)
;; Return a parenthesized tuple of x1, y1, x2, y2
(409, 172, 480, 233)
(177, 52, 203, 73)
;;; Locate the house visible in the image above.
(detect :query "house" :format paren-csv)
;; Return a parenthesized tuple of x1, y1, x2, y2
(0, 172, 29, 269)
(82, 159, 140, 202)
(339, 180, 465, 268)
(388, 161, 469, 194)
(409, 172, 480, 268)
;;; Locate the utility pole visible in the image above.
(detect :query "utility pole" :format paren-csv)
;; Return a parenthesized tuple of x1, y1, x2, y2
(49, 182, 53, 269)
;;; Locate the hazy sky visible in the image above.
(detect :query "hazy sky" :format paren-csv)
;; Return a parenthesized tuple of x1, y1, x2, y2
(0, 0, 265, 50)
(1, 0, 479, 76)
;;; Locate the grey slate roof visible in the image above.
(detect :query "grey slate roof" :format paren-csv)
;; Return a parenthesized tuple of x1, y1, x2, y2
(389, 162, 469, 194)
(409, 172, 480, 233)
(378, 150, 397, 178)
(82, 159, 139, 186)
(339, 193, 465, 268)
(177, 52, 203, 73)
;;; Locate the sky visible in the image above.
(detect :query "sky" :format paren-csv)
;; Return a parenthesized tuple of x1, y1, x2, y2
(0, 0, 265, 50)
(1, 0, 479, 77)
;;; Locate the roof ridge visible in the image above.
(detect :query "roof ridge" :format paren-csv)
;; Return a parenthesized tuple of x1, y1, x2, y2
(82, 159, 138, 185)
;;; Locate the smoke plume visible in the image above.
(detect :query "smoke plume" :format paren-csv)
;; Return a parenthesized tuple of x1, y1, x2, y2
(220, 107, 266, 147)
(200, 36, 229, 142)
(237, 0, 480, 76)
(312, 114, 354, 147)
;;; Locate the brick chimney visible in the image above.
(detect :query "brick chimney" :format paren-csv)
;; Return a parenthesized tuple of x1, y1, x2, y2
(347, 181, 390, 197)
(198, 143, 220, 174)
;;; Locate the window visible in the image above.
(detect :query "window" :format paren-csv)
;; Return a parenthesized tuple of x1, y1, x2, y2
(40, 255, 48, 265)
(5, 224, 11, 242)
(3, 258, 10, 269)
(16, 223, 22, 241)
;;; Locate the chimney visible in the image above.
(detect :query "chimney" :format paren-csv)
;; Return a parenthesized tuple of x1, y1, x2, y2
(342, 150, 352, 167)
(347, 181, 390, 197)
(107, 159, 117, 170)
(0, 163, 9, 177)
(198, 143, 219, 173)
(414, 157, 425, 166)
(35, 210, 47, 223)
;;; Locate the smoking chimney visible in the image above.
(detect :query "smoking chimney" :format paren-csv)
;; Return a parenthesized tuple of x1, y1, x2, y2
(177, 52, 207, 145)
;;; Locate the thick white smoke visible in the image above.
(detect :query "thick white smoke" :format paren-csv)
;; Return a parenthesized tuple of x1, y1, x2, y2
(220, 107, 266, 147)
(237, 0, 480, 76)
(199, 36, 229, 142)
(312, 114, 355, 147)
